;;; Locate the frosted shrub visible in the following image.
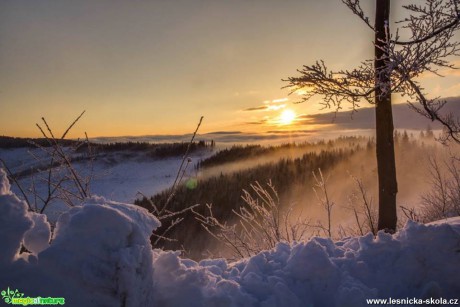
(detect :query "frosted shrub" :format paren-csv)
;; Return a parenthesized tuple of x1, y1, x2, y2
(421, 154, 460, 222)
(194, 181, 311, 260)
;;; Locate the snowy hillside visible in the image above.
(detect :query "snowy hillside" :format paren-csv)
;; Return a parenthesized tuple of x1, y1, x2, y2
(0, 169, 459, 307)
(0, 146, 211, 210)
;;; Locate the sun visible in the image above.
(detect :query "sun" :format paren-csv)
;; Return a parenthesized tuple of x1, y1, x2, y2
(279, 109, 296, 125)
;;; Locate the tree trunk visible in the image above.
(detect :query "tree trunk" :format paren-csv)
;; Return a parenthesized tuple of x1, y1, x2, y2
(375, 0, 398, 232)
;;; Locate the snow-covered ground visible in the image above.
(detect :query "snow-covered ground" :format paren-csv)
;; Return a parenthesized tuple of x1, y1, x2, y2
(0, 168, 459, 307)
(0, 147, 211, 218)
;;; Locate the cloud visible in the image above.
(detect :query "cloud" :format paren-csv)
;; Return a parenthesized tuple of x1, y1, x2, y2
(249, 96, 460, 132)
(302, 96, 460, 130)
(266, 129, 319, 134)
(267, 104, 286, 111)
(204, 131, 243, 135)
(245, 119, 268, 125)
(244, 106, 268, 111)
(93, 97, 460, 145)
(243, 98, 289, 112)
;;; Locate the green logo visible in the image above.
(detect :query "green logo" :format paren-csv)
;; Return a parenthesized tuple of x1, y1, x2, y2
(1, 288, 23, 304)
(1, 288, 65, 306)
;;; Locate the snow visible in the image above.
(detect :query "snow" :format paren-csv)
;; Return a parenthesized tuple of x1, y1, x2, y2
(0, 169, 33, 263)
(23, 213, 51, 255)
(86, 157, 186, 203)
(428, 216, 460, 228)
(0, 168, 161, 306)
(150, 226, 460, 306)
(0, 147, 211, 219)
(0, 168, 459, 306)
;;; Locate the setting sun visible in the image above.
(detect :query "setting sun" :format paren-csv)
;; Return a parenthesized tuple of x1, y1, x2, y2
(279, 109, 296, 125)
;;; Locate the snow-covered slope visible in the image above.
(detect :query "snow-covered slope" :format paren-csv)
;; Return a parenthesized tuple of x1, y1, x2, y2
(0, 147, 211, 208)
(0, 169, 459, 307)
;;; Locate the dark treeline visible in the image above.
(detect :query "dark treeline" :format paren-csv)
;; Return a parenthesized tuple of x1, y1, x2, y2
(195, 144, 266, 169)
(196, 136, 368, 170)
(0, 136, 79, 149)
(136, 145, 362, 259)
(1, 135, 214, 159)
(83, 140, 214, 158)
(3, 136, 214, 179)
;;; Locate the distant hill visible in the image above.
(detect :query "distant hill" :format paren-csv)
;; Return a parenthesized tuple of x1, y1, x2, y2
(305, 96, 460, 130)
(0, 136, 214, 158)
(0, 136, 79, 149)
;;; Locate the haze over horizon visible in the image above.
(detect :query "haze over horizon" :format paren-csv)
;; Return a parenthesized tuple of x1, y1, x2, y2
(1, 0, 459, 138)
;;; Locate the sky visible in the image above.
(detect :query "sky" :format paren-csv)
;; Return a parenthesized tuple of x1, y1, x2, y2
(1, 0, 459, 138)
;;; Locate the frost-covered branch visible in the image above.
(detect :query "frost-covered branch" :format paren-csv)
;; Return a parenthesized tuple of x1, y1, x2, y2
(194, 181, 312, 260)
(421, 153, 460, 220)
(160, 116, 203, 215)
(402, 77, 460, 143)
(395, 0, 460, 45)
(286, 0, 460, 144)
(342, 0, 375, 31)
(1, 112, 93, 215)
(313, 169, 334, 238)
(347, 174, 377, 236)
(284, 60, 376, 112)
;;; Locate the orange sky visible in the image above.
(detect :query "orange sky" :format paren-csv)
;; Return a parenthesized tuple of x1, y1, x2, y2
(1, 0, 459, 138)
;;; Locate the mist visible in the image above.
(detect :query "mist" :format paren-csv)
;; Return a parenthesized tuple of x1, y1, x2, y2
(198, 134, 458, 246)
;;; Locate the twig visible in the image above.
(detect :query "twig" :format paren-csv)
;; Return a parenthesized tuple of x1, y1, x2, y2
(160, 116, 203, 215)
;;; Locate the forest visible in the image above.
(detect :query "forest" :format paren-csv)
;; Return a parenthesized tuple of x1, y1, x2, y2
(134, 134, 447, 259)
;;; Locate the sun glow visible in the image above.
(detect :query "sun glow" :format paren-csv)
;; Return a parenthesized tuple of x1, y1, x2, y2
(279, 109, 296, 125)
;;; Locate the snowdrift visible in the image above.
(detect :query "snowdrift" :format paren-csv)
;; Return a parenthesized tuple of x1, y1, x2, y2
(0, 168, 459, 306)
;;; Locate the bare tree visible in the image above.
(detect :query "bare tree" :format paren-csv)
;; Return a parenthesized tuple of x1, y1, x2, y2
(285, 0, 460, 232)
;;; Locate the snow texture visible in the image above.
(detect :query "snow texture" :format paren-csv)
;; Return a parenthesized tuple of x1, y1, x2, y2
(0, 168, 161, 306)
(23, 213, 51, 255)
(0, 168, 459, 306)
(0, 147, 211, 206)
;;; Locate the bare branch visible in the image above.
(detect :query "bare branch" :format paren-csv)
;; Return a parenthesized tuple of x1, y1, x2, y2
(394, 0, 460, 45)
(342, 0, 375, 31)
(194, 181, 313, 259)
(313, 169, 334, 238)
(160, 116, 203, 215)
(61, 110, 86, 139)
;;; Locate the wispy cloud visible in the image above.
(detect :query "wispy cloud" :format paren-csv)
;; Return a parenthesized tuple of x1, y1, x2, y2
(244, 98, 289, 112)
(245, 119, 268, 125)
(267, 104, 286, 111)
(204, 131, 243, 135)
(266, 129, 319, 134)
(244, 106, 268, 111)
(300, 96, 460, 130)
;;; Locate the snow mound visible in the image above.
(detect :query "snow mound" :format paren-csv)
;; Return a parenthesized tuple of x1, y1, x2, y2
(0, 169, 33, 263)
(23, 213, 51, 255)
(0, 168, 459, 306)
(152, 225, 459, 307)
(0, 168, 161, 306)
